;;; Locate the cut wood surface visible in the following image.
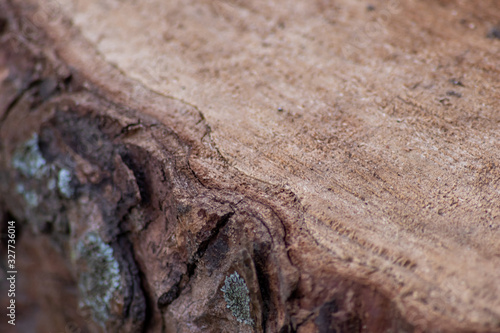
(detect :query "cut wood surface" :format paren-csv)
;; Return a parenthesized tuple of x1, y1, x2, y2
(0, 0, 499, 332)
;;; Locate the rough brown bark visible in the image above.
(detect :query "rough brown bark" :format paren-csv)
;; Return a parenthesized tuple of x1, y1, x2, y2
(1, 0, 499, 332)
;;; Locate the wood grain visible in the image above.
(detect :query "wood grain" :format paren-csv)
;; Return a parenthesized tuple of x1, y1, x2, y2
(0, 0, 499, 332)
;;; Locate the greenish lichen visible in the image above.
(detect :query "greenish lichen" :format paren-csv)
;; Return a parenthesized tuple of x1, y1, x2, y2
(12, 133, 49, 179)
(75, 232, 122, 327)
(16, 184, 39, 207)
(57, 168, 73, 198)
(221, 271, 254, 326)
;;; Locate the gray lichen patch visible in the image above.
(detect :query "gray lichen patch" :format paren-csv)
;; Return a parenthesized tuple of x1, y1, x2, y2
(221, 271, 254, 326)
(57, 168, 73, 198)
(12, 133, 50, 179)
(15, 183, 39, 207)
(75, 232, 122, 327)
(12, 133, 77, 204)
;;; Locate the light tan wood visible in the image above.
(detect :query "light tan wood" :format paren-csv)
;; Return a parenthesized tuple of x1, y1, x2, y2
(1, 0, 499, 332)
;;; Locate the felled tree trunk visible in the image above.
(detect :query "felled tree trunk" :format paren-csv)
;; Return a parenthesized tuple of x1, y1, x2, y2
(1, 0, 499, 332)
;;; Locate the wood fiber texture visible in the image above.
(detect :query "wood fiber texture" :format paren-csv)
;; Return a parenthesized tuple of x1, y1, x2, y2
(0, 0, 499, 332)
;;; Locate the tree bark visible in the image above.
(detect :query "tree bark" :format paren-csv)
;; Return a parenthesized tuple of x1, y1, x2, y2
(1, 0, 499, 332)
